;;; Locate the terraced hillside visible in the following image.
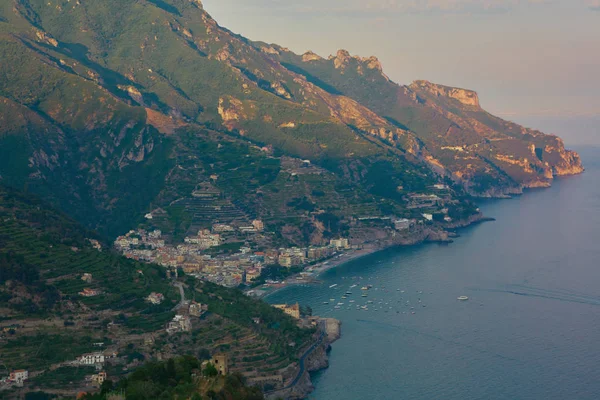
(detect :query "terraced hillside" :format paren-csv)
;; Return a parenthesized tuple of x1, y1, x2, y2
(0, 186, 315, 397)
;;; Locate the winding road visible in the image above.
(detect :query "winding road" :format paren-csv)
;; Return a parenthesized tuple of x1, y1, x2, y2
(266, 321, 327, 395)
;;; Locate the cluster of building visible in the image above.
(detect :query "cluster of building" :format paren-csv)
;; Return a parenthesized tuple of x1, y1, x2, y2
(114, 225, 351, 288)
(166, 301, 208, 334)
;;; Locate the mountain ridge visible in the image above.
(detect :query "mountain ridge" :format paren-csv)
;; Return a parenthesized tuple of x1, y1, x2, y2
(0, 0, 583, 239)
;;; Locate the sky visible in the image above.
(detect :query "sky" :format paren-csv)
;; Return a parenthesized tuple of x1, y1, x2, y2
(202, 0, 600, 145)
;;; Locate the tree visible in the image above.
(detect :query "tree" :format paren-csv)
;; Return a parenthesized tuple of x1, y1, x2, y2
(100, 380, 114, 395)
(197, 348, 211, 361)
(167, 358, 176, 380)
(203, 363, 218, 377)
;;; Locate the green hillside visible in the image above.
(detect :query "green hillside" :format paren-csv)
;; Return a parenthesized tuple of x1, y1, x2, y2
(0, 186, 313, 396)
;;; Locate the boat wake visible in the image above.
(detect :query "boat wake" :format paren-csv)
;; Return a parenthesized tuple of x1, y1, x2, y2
(470, 284, 600, 306)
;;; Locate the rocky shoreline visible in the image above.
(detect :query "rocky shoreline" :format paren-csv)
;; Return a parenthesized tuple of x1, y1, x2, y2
(266, 319, 342, 399)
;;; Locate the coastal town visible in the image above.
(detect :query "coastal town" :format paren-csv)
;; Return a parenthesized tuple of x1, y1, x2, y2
(112, 181, 463, 294)
(114, 222, 354, 289)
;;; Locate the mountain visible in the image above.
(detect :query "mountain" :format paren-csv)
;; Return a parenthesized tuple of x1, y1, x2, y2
(0, 185, 317, 397)
(274, 50, 584, 196)
(0, 0, 582, 240)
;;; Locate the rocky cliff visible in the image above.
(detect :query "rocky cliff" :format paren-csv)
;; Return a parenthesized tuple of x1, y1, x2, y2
(275, 49, 583, 197)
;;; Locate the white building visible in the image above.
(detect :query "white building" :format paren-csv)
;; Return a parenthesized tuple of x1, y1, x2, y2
(330, 238, 350, 249)
(167, 315, 192, 334)
(78, 353, 105, 365)
(422, 213, 434, 221)
(146, 292, 165, 305)
(9, 370, 28, 385)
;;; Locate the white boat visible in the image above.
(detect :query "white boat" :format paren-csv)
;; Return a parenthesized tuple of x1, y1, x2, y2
(361, 286, 369, 290)
(334, 305, 341, 309)
(457, 296, 469, 301)
(337, 302, 344, 305)
(329, 284, 338, 288)
(323, 302, 329, 304)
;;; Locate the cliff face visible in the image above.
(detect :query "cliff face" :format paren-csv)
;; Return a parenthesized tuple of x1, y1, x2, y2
(274, 50, 583, 197)
(411, 80, 480, 107)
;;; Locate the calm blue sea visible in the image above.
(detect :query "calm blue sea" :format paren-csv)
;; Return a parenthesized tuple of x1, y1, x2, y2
(267, 146, 600, 400)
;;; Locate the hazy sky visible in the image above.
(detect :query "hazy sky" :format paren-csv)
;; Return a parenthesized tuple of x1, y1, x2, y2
(202, 0, 600, 144)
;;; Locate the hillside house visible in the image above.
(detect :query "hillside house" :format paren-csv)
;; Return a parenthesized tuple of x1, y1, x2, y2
(393, 218, 411, 231)
(273, 303, 301, 319)
(189, 302, 208, 317)
(79, 288, 101, 297)
(252, 219, 264, 232)
(91, 371, 107, 386)
(146, 292, 165, 305)
(167, 315, 192, 334)
(9, 370, 28, 385)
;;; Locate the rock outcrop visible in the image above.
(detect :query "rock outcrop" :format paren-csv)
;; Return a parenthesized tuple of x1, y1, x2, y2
(411, 80, 480, 107)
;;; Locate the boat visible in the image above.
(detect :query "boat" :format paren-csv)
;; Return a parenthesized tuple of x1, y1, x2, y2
(349, 300, 355, 303)
(457, 296, 469, 301)
(323, 302, 329, 305)
(345, 291, 353, 295)
(341, 296, 347, 299)
(361, 286, 369, 290)
(361, 294, 368, 297)
(330, 298, 335, 301)
(337, 302, 344, 305)
(329, 284, 338, 288)
(334, 305, 341, 309)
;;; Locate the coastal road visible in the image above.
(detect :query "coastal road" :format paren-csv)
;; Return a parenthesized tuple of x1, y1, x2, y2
(266, 321, 327, 395)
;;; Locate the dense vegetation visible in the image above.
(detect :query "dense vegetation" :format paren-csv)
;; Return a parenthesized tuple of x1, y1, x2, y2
(80, 356, 264, 400)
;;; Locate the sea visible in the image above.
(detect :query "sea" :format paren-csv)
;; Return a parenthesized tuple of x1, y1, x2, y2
(266, 146, 600, 400)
